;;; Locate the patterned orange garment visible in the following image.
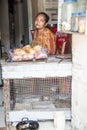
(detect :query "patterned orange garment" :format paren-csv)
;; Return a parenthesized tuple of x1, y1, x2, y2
(32, 28, 56, 55)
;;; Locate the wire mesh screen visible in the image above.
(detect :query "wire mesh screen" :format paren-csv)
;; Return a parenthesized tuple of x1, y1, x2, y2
(10, 77, 72, 110)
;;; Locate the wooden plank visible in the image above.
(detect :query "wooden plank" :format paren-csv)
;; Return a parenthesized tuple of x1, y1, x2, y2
(1, 62, 72, 79)
(9, 109, 71, 122)
(3, 79, 10, 122)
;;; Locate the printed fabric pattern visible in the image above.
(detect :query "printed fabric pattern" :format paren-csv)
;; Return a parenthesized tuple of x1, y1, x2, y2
(32, 28, 56, 54)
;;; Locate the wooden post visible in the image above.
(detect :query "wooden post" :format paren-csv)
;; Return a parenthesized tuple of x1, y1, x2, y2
(3, 79, 10, 124)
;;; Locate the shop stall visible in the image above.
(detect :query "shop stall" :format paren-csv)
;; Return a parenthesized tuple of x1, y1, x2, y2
(1, 56, 72, 126)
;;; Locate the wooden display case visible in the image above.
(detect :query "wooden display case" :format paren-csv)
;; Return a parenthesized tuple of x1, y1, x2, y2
(1, 56, 72, 127)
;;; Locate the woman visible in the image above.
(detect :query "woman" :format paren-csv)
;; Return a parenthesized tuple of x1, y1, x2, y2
(32, 12, 56, 55)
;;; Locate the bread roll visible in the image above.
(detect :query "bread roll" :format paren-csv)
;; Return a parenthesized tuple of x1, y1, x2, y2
(22, 45, 31, 53)
(22, 53, 34, 60)
(29, 48, 36, 55)
(12, 55, 23, 61)
(33, 45, 42, 51)
(14, 48, 26, 55)
(23, 45, 31, 48)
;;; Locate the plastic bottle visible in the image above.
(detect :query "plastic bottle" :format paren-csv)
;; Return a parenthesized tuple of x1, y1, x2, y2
(61, 0, 78, 31)
(78, 12, 86, 33)
(71, 12, 80, 32)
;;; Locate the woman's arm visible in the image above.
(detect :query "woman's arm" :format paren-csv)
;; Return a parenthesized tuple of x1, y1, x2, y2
(43, 30, 56, 55)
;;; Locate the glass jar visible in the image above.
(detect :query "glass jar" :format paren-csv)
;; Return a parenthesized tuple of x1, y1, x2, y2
(78, 12, 86, 33)
(61, 0, 78, 31)
(71, 12, 80, 32)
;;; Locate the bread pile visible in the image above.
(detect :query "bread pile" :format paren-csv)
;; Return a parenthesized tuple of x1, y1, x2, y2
(12, 45, 47, 61)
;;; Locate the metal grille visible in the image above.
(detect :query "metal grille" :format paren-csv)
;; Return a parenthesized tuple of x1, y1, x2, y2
(10, 77, 72, 110)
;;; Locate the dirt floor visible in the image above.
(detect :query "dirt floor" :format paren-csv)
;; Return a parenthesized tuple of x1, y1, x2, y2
(0, 128, 6, 130)
(0, 120, 71, 130)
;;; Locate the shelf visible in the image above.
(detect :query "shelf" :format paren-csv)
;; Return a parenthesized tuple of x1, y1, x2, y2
(58, 0, 87, 35)
(58, 31, 85, 35)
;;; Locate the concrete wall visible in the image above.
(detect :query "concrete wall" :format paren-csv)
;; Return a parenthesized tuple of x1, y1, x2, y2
(31, 0, 38, 28)
(0, 1, 1, 32)
(14, 0, 24, 47)
(72, 34, 87, 130)
(1, 0, 10, 52)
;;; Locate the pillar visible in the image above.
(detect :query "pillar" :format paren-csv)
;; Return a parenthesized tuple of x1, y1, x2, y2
(14, 0, 24, 47)
(1, 0, 10, 52)
(72, 34, 87, 130)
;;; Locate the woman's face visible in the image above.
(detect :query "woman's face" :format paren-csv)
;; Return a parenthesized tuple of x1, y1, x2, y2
(35, 14, 47, 30)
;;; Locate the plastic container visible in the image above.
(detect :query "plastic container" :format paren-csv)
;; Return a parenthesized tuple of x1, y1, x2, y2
(61, 0, 78, 31)
(56, 33, 70, 54)
(78, 5, 86, 12)
(71, 12, 80, 32)
(78, 0, 86, 12)
(78, 12, 86, 33)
